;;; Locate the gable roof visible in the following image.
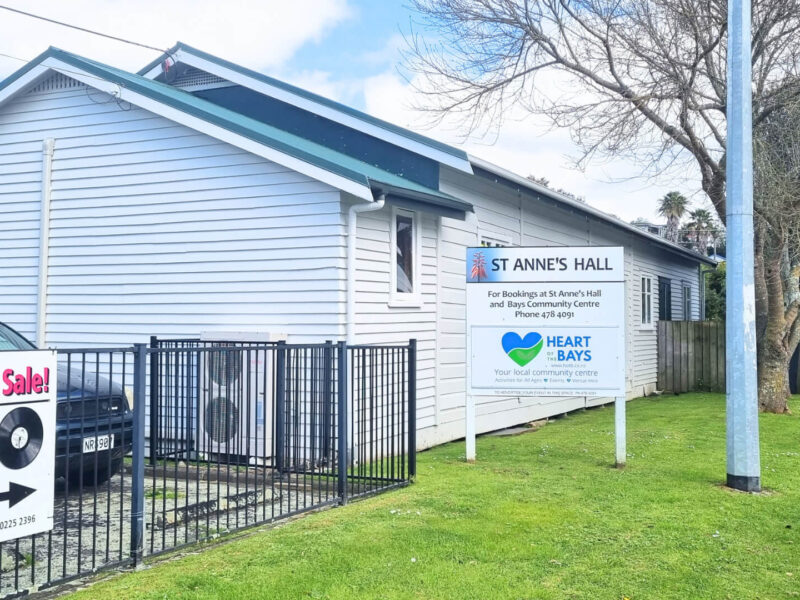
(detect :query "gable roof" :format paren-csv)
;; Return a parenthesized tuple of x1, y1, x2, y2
(138, 42, 473, 174)
(0, 47, 472, 216)
(140, 44, 713, 266)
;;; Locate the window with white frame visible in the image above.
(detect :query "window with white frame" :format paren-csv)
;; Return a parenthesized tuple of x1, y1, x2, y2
(641, 276, 653, 325)
(683, 285, 692, 320)
(391, 208, 421, 304)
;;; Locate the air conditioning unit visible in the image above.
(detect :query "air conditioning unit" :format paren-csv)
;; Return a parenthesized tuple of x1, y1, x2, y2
(196, 331, 286, 463)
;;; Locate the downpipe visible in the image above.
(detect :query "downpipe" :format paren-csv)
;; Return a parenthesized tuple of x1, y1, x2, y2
(346, 193, 386, 344)
(36, 138, 55, 348)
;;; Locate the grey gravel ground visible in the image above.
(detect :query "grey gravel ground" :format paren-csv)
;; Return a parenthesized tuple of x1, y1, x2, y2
(0, 465, 330, 599)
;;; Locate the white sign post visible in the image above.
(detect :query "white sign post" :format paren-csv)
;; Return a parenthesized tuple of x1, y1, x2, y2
(0, 350, 57, 542)
(465, 247, 626, 465)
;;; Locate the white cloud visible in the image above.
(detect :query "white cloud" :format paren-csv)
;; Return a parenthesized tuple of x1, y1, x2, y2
(0, 0, 353, 77)
(357, 33, 406, 68)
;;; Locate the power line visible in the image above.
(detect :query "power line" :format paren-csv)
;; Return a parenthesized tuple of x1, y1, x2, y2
(0, 5, 166, 54)
(0, 51, 25, 63)
(0, 50, 106, 82)
(0, 49, 120, 84)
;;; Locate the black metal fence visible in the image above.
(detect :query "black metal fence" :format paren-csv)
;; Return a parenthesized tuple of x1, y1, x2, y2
(0, 339, 416, 598)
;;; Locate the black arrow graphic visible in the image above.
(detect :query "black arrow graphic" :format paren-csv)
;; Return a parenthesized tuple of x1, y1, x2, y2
(0, 482, 35, 508)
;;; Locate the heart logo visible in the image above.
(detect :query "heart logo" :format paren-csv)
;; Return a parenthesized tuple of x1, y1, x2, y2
(502, 332, 544, 367)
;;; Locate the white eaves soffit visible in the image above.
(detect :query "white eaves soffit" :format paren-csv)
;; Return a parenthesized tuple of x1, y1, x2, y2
(140, 48, 474, 175)
(0, 57, 375, 202)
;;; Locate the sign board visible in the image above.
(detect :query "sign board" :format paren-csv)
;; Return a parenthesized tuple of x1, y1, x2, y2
(466, 246, 626, 397)
(0, 350, 57, 542)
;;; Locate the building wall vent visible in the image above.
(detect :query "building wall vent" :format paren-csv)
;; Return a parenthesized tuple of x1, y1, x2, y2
(171, 67, 229, 90)
(27, 73, 84, 94)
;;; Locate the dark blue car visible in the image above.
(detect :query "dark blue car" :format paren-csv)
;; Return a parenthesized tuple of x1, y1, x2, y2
(0, 322, 134, 485)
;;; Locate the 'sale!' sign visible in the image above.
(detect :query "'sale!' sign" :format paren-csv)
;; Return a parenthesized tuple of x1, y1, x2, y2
(466, 246, 626, 397)
(0, 351, 57, 542)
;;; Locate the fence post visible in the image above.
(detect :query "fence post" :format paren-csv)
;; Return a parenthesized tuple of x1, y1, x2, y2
(337, 341, 348, 505)
(408, 338, 417, 480)
(323, 341, 333, 463)
(131, 343, 147, 567)
(275, 341, 286, 474)
(148, 336, 158, 465)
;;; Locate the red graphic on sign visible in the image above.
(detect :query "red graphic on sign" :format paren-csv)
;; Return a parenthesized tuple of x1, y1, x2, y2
(470, 251, 487, 282)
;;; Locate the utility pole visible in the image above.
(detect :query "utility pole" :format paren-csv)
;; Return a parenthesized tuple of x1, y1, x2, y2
(725, 0, 761, 492)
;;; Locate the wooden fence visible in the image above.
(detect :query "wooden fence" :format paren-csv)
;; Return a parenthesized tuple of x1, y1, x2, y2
(657, 320, 726, 393)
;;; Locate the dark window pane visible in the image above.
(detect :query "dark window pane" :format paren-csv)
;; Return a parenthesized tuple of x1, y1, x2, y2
(396, 215, 414, 293)
(658, 277, 672, 321)
(684, 286, 691, 319)
(641, 293, 646, 324)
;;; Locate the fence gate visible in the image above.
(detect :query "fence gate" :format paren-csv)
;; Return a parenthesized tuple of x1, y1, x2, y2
(0, 339, 416, 598)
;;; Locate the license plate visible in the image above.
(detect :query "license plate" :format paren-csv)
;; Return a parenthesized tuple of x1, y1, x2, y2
(82, 434, 114, 453)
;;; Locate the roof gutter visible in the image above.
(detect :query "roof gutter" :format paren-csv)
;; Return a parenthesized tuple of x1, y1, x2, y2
(346, 194, 386, 344)
(371, 180, 473, 221)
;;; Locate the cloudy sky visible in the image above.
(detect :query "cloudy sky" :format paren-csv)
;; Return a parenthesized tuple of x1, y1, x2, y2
(0, 0, 709, 222)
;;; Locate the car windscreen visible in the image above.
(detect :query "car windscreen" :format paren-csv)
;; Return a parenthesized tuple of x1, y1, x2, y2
(0, 323, 36, 350)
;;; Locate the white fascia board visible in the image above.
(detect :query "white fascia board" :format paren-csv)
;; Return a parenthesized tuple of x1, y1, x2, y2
(155, 51, 473, 175)
(0, 64, 51, 105)
(39, 58, 374, 202)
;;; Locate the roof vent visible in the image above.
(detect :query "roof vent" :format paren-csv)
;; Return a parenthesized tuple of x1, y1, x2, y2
(170, 67, 229, 90)
(27, 73, 83, 94)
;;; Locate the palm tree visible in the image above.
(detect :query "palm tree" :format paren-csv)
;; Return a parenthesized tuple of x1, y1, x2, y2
(657, 191, 688, 242)
(684, 208, 718, 254)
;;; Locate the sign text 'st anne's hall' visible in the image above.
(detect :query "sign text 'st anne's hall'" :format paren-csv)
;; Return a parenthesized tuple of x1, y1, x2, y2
(489, 256, 614, 273)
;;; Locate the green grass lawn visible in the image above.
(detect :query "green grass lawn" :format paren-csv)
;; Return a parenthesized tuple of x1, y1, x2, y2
(71, 394, 800, 599)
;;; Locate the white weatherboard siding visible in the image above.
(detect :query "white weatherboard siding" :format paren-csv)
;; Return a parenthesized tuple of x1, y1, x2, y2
(0, 137, 41, 340)
(351, 204, 439, 431)
(629, 243, 702, 396)
(424, 167, 702, 447)
(0, 76, 345, 346)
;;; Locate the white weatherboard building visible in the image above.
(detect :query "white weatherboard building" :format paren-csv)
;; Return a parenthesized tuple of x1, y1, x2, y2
(0, 44, 714, 449)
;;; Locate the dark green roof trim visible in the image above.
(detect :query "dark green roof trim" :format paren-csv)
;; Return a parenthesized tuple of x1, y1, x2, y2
(0, 47, 55, 95)
(138, 42, 469, 163)
(371, 180, 472, 215)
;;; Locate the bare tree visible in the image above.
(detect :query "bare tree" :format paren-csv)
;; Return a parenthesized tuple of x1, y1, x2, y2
(405, 0, 800, 412)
